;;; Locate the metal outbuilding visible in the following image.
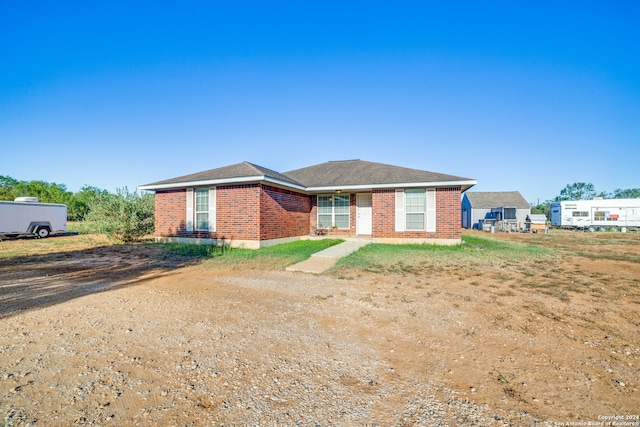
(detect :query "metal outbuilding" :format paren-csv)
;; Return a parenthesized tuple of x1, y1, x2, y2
(461, 191, 531, 230)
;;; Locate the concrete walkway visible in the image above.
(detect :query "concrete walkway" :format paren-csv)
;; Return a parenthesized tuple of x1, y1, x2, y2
(285, 239, 371, 274)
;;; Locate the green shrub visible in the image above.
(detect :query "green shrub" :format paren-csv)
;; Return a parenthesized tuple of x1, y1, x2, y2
(86, 188, 154, 243)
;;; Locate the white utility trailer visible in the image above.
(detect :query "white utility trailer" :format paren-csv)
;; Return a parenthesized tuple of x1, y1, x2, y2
(0, 197, 67, 238)
(550, 198, 640, 231)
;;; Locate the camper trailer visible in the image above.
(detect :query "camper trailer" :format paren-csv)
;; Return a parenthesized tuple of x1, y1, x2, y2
(550, 198, 640, 231)
(0, 197, 67, 238)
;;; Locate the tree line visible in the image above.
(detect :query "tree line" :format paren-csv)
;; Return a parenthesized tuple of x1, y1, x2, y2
(0, 176, 153, 243)
(531, 182, 640, 216)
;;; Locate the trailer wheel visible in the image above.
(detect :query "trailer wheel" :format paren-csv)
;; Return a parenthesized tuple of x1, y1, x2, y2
(36, 227, 50, 238)
(587, 226, 596, 232)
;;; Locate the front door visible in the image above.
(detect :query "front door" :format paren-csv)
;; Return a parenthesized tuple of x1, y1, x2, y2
(356, 193, 373, 235)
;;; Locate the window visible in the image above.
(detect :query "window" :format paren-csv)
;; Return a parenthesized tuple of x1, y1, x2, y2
(317, 195, 350, 229)
(195, 189, 209, 230)
(594, 210, 618, 221)
(396, 188, 436, 232)
(594, 211, 606, 221)
(405, 189, 426, 230)
(186, 188, 216, 232)
(503, 208, 517, 220)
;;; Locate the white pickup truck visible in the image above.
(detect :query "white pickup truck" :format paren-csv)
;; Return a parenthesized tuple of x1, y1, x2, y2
(0, 197, 67, 238)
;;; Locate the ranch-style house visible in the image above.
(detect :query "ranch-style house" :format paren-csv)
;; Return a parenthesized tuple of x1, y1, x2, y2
(138, 160, 477, 248)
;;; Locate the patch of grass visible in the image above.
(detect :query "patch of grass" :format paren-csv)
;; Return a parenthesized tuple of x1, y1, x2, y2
(332, 236, 555, 278)
(574, 250, 640, 264)
(160, 243, 228, 257)
(0, 233, 110, 259)
(158, 239, 344, 270)
(495, 272, 513, 282)
(519, 279, 573, 302)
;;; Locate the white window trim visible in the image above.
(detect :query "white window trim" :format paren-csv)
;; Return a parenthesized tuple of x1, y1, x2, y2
(195, 188, 209, 231)
(395, 188, 436, 232)
(208, 187, 217, 232)
(186, 187, 216, 232)
(395, 189, 405, 232)
(317, 194, 350, 229)
(405, 188, 426, 231)
(426, 188, 436, 232)
(186, 188, 194, 232)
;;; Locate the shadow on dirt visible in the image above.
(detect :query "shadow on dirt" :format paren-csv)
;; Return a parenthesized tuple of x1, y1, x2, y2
(0, 244, 202, 320)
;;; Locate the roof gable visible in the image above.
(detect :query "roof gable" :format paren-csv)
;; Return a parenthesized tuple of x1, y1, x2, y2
(141, 162, 303, 188)
(464, 191, 530, 209)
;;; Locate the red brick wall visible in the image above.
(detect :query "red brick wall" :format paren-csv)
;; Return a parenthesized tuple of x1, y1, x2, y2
(155, 185, 462, 241)
(155, 189, 187, 237)
(154, 185, 261, 240)
(216, 185, 261, 240)
(436, 187, 462, 239)
(372, 189, 395, 237)
(310, 196, 317, 232)
(260, 185, 311, 240)
(372, 187, 462, 239)
(154, 184, 311, 241)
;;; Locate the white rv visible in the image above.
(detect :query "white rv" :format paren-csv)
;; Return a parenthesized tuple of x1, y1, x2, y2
(0, 197, 67, 238)
(550, 198, 640, 231)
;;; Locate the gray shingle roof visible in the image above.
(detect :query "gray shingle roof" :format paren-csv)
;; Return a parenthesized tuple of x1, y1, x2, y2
(284, 160, 474, 188)
(140, 160, 476, 191)
(141, 162, 303, 188)
(464, 191, 530, 209)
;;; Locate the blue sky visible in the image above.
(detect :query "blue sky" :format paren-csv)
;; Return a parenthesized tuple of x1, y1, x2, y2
(1, 1, 638, 204)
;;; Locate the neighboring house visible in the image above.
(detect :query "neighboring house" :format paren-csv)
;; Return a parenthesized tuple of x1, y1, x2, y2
(139, 160, 477, 248)
(461, 191, 531, 229)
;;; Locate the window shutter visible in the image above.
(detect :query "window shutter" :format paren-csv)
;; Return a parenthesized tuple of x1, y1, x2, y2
(395, 189, 405, 232)
(186, 188, 194, 232)
(209, 187, 216, 232)
(426, 189, 436, 232)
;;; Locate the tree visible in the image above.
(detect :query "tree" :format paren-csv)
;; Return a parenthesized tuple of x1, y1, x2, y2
(0, 176, 19, 200)
(0, 176, 72, 204)
(556, 182, 597, 201)
(67, 185, 109, 221)
(86, 187, 154, 243)
(19, 180, 72, 204)
(530, 201, 551, 219)
(610, 188, 640, 199)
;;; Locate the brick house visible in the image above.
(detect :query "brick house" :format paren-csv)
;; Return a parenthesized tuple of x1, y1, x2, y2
(138, 160, 476, 248)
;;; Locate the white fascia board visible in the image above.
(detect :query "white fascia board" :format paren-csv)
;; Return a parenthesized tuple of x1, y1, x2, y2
(138, 176, 265, 191)
(307, 180, 477, 192)
(138, 176, 307, 192)
(263, 177, 308, 192)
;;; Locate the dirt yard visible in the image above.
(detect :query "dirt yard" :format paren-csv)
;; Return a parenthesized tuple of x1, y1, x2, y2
(1, 231, 638, 426)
